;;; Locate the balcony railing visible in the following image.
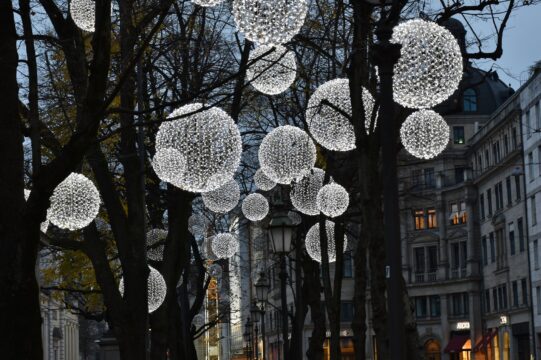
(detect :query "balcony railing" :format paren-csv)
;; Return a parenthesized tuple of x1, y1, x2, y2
(414, 271, 438, 283)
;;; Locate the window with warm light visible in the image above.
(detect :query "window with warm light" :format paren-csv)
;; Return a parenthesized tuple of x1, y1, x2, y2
(427, 208, 437, 228)
(415, 209, 425, 230)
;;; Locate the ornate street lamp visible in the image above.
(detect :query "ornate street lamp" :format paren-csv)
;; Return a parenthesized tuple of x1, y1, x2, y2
(255, 272, 270, 359)
(268, 214, 294, 360)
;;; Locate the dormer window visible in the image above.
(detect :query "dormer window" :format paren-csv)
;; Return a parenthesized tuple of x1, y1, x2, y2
(463, 88, 478, 112)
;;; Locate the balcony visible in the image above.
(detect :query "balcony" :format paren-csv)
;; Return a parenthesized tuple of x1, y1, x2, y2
(414, 271, 437, 283)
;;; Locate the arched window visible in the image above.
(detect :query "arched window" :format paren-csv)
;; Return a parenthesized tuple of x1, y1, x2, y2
(425, 339, 441, 360)
(463, 89, 478, 112)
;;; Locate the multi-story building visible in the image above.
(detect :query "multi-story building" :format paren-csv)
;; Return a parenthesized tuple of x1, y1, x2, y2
(520, 69, 541, 358)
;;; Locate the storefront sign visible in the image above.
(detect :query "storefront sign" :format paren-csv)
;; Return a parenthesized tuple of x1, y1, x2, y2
(456, 322, 471, 330)
(499, 315, 508, 325)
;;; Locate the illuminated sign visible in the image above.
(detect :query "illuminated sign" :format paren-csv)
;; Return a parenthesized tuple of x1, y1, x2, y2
(500, 315, 508, 325)
(456, 322, 470, 330)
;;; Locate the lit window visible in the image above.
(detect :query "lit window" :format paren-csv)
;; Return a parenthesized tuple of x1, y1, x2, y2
(449, 203, 459, 225)
(427, 209, 437, 228)
(415, 210, 425, 230)
(463, 88, 477, 112)
(453, 126, 465, 144)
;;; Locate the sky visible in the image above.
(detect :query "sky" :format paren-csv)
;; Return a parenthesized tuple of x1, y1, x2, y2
(467, 3, 541, 90)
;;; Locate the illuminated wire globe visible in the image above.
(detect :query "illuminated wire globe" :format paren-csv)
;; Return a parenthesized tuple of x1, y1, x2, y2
(247, 45, 297, 95)
(119, 266, 167, 313)
(24, 189, 50, 233)
(290, 168, 325, 216)
(189, 214, 207, 236)
(305, 221, 348, 263)
(211, 233, 239, 259)
(232, 0, 308, 46)
(155, 103, 242, 193)
(316, 181, 349, 218)
(192, 314, 205, 327)
(202, 179, 240, 213)
(201, 236, 219, 260)
(241, 193, 269, 221)
(192, 0, 224, 7)
(70, 0, 95, 32)
(48, 173, 100, 231)
(254, 168, 276, 191)
(306, 79, 377, 151)
(259, 125, 316, 184)
(392, 19, 463, 109)
(152, 148, 186, 185)
(146, 229, 168, 261)
(288, 210, 302, 225)
(400, 109, 450, 160)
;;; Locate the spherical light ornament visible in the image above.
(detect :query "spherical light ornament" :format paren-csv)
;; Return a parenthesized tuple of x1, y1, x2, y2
(189, 214, 207, 236)
(192, 0, 223, 7)
(146, 229, 168, 261)
(211, 233, 239, 259)
(288, 210, 302, 225)
(290, 168, 325, 216)
(400, 109, 450, 160)
(156, 103, 242, 193)
(119, 266, 167, 313)
(24, 189, 50, 233)
(316, 181, 350, 218)
(306, 79, 377, 151)
(192, 314, 205, 327)
(48, 173, 100, 231)
(392, 19, 463, 109)
(202, 179, 240, 213)
(247, 45, 297, 95)
(259, 126, 316, 184)
(232, 0, 308, 46)
(242, 193, 269, 221)
(305, 221, 348, 263)
(70, 0, 95, 32)
(152, 148, 187, 185)
(254, 169, 276, 191)
(208, 263, 223, 278)
(201, 236, 219, 260)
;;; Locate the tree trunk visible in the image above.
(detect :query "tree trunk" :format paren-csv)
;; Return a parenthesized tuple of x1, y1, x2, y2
(303, 256, 326, 360)
(0, 2, 43, 358)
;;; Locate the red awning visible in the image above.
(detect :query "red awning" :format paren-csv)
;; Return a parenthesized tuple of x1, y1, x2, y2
(444, 335, 470, 353)
(473, 330, 498, 352)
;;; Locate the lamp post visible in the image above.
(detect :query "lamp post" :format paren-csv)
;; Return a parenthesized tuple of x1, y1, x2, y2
(244, 317, 253, 360)
(268, 214, 293, 360)
(251, 301, 261, 360)
(255, 272, 270, 360)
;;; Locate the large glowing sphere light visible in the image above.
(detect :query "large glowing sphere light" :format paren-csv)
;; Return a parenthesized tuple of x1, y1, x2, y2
(290, 168, 325, 216)
(202, 179, 240, 213)
(400, 109, 450, 160)
(119, 266, 167, 313)
(242, 193, 269, 221)
(316, 181, 350, 218)
(211, 233, 239, 259)
(305, 221, 348, 263)
(247, 45, 297, 95)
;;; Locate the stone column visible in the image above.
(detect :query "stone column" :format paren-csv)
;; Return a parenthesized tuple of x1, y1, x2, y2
(440, 294, 450, 360)
(437, 196, 449, 280)
(469, 291, 483, 360)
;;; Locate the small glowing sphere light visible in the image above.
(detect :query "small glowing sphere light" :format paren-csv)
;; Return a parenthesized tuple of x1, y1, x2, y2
(392, 19, 463, 109)
(247, 45, 297, 95)
(70, 0, 95, 32)
(259, 125, 316, 184)
(306, 79, 377, 151)
(242, 193, 269, 221)
(202, 179, 240, 213)
(152, 148, 186, 185)
(400, 109, 450, 160)
(290, 168, 325, 216)
(305, 221, 348, 263)
(156, 103, 242, 193)
(146, 229, 168, 261)
(119, 266, 167, 313)
(288, 210, 302, 225)
(232, 0, 308, 46)
(316, 181, 350, 218)
(254, 168, 276, 191)
(211, 233, 239, 259)
(189, 214, 207, 236)
(48, 173, 100, 231)
(192, 314, 205, 327)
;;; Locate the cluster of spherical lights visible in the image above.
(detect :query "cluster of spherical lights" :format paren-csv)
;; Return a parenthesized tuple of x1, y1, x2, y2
(254, 169, 276, 191)
(211, 233, 239, 259)
(152, 148, 186, 185)
(24, 190, 50, 233)
(258, 126, 316, 184)
(47, 173, 100, 231)
(316, 181, 350, 218)
(146, 229, 168, 261)
(242, 193, 269, 221)
(306, 79, 376, 152)
(400, 110, 450, 160)
(232, 0, 308, 46)
(247, 45, 297, 95)
(305, 221, 348, 263)
(155, 103, 242, 193)
(70, 0, 95, 32)
(202, 179, 240, 213)
(118, 266, 167, 313)
(392, 19, 463, 110)
(290, 168, 325, 216)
